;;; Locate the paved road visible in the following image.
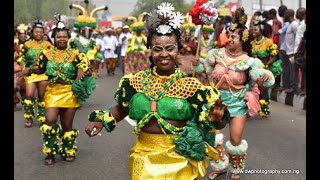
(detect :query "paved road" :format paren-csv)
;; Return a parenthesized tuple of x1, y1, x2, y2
(14, 68, 306, 180)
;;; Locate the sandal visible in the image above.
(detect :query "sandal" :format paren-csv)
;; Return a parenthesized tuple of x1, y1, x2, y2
(24, 121, 32, 128)
(209, 171, 227, 180)
(64, 156, 75, 162)
(226, 171, 240, 180)
(45, 156, 55, 165)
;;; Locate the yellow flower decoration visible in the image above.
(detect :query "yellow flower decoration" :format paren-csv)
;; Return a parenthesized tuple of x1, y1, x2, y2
(229, 23, 238, 31)
(199, 111, 206, 122)
(209, 127, 216, 133)
(192, 104, 198, 109)
(103, 112, 116, 123)
(23, 114, 33, 119)
(122, 88, 126, 97)
(270, 50, 277, 56)
(271, 44, 277, 50)
(63, 130, 79, 141)
(96, 113, 104, 120)
(39, 124, 52, 133)
(259, 99, 266, 105)
(239, 15, 247, 25)
(63, 131, 74, 140)
(242, 29, 249, 42)
(65, 148, 76, 156)
(37, 116, 46, 123)
(43, 147, 52, 155)
(122, 101, 129, 107)
(24, 99, 33, 106)
(38, 101, 45, 107)
(197, 93, 203, 102)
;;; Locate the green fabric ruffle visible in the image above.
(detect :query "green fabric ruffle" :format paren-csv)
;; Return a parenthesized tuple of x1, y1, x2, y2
(174, 123, 206, 161)
(269, 60, 282, 77)
(72, 75, 96, 106)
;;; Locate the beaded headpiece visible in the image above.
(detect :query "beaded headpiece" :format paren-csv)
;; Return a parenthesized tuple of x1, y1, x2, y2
(227, 7, 249, 42)
(33, 20, 45, 29)
(51, 13, 67, 30)
(147, 2, 184, 34)
(69, 0, 108, 30)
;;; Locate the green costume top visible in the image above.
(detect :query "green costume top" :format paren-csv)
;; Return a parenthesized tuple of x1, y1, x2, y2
(89, 67, 230, 161)
(126, 34, 147, 52)
(39, 47, 90, 84)
(250, 36, 278, 59)
(19, 39, 52, 75)
(69, 36, 102, 61)
(119, 67, 230, 159)
(250, 36, 282, 77)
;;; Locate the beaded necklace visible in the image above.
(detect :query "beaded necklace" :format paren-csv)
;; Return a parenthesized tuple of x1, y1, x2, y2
(49, 47, 74, 84)
(133, 67, 185, 136)
(252, 36, 266, 56)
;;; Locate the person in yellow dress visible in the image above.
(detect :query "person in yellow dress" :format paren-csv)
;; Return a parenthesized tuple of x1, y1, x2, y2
(17, 20, 52, 127)
(38, 15, 94, 165)
(84, 2, 230, 179)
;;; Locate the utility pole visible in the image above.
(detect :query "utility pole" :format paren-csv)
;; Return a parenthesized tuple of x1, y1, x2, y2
(238, 0, 242, 8)
(259, 0, 263, 11)
(35, 0, 42, 19)
(299, 0, 302, 7)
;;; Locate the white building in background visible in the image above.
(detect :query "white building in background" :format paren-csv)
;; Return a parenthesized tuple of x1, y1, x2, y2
(187, 0, 306, 16)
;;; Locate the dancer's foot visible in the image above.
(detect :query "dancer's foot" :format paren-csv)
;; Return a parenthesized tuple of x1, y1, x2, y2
(45, 156, 55, 165)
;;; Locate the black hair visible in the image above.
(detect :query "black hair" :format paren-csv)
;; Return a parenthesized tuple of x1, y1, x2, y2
(227, 8, 252, 55)
(278, 5, 287, 17)
(52, 28, 71, 46)
(30, 20, 45, 39)
(253, 19, 272, 38)
(146, 28, 182, 69)
(268, 9, 277, 17)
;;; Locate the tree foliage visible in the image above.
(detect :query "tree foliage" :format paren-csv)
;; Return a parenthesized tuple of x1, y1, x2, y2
(130, 0, 193, 17)
(14, 0, 68, 25)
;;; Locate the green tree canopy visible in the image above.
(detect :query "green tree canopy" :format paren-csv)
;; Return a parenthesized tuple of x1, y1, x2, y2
(14, 0, 68, 25)
(130, 0, 192, 17)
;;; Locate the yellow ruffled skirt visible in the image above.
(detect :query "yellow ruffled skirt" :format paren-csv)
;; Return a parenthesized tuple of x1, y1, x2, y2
(24, 73, 48, 84)
(130, 131, 217, 180)
(44, 83, 79, 108)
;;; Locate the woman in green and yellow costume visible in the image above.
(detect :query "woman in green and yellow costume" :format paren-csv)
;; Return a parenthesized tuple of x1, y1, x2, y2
(85, 2, 229, 179)
(68, 0, 107, 78)
(17, 20, 53, 127)
(38, 15, 94, 165)
(250, 17, 281, 118)
(123, 12, 150, 75)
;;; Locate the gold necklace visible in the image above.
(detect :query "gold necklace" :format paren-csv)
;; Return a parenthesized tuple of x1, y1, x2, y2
(253, 36, 265, 45)
(226, 47, 245, 57)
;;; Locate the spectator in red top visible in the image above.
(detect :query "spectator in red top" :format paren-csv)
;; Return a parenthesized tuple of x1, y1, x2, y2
(269, 9, 282, 47)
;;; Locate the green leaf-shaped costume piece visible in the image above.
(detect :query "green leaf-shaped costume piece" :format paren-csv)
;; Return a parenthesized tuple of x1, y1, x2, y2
(72, 76, 97, 106)
(269, 60, 282, 77)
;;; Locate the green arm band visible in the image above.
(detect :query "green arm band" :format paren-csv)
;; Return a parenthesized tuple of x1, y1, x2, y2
(88, 108, 116, 132)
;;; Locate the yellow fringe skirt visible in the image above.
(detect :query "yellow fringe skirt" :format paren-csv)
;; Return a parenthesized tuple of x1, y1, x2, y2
(129, 131, 217, 180)
(24, 73, 48, 84)
(44, 83, 79, 108)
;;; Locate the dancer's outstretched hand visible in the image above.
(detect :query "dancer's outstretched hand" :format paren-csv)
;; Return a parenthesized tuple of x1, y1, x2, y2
(85, 122, 103, 137)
